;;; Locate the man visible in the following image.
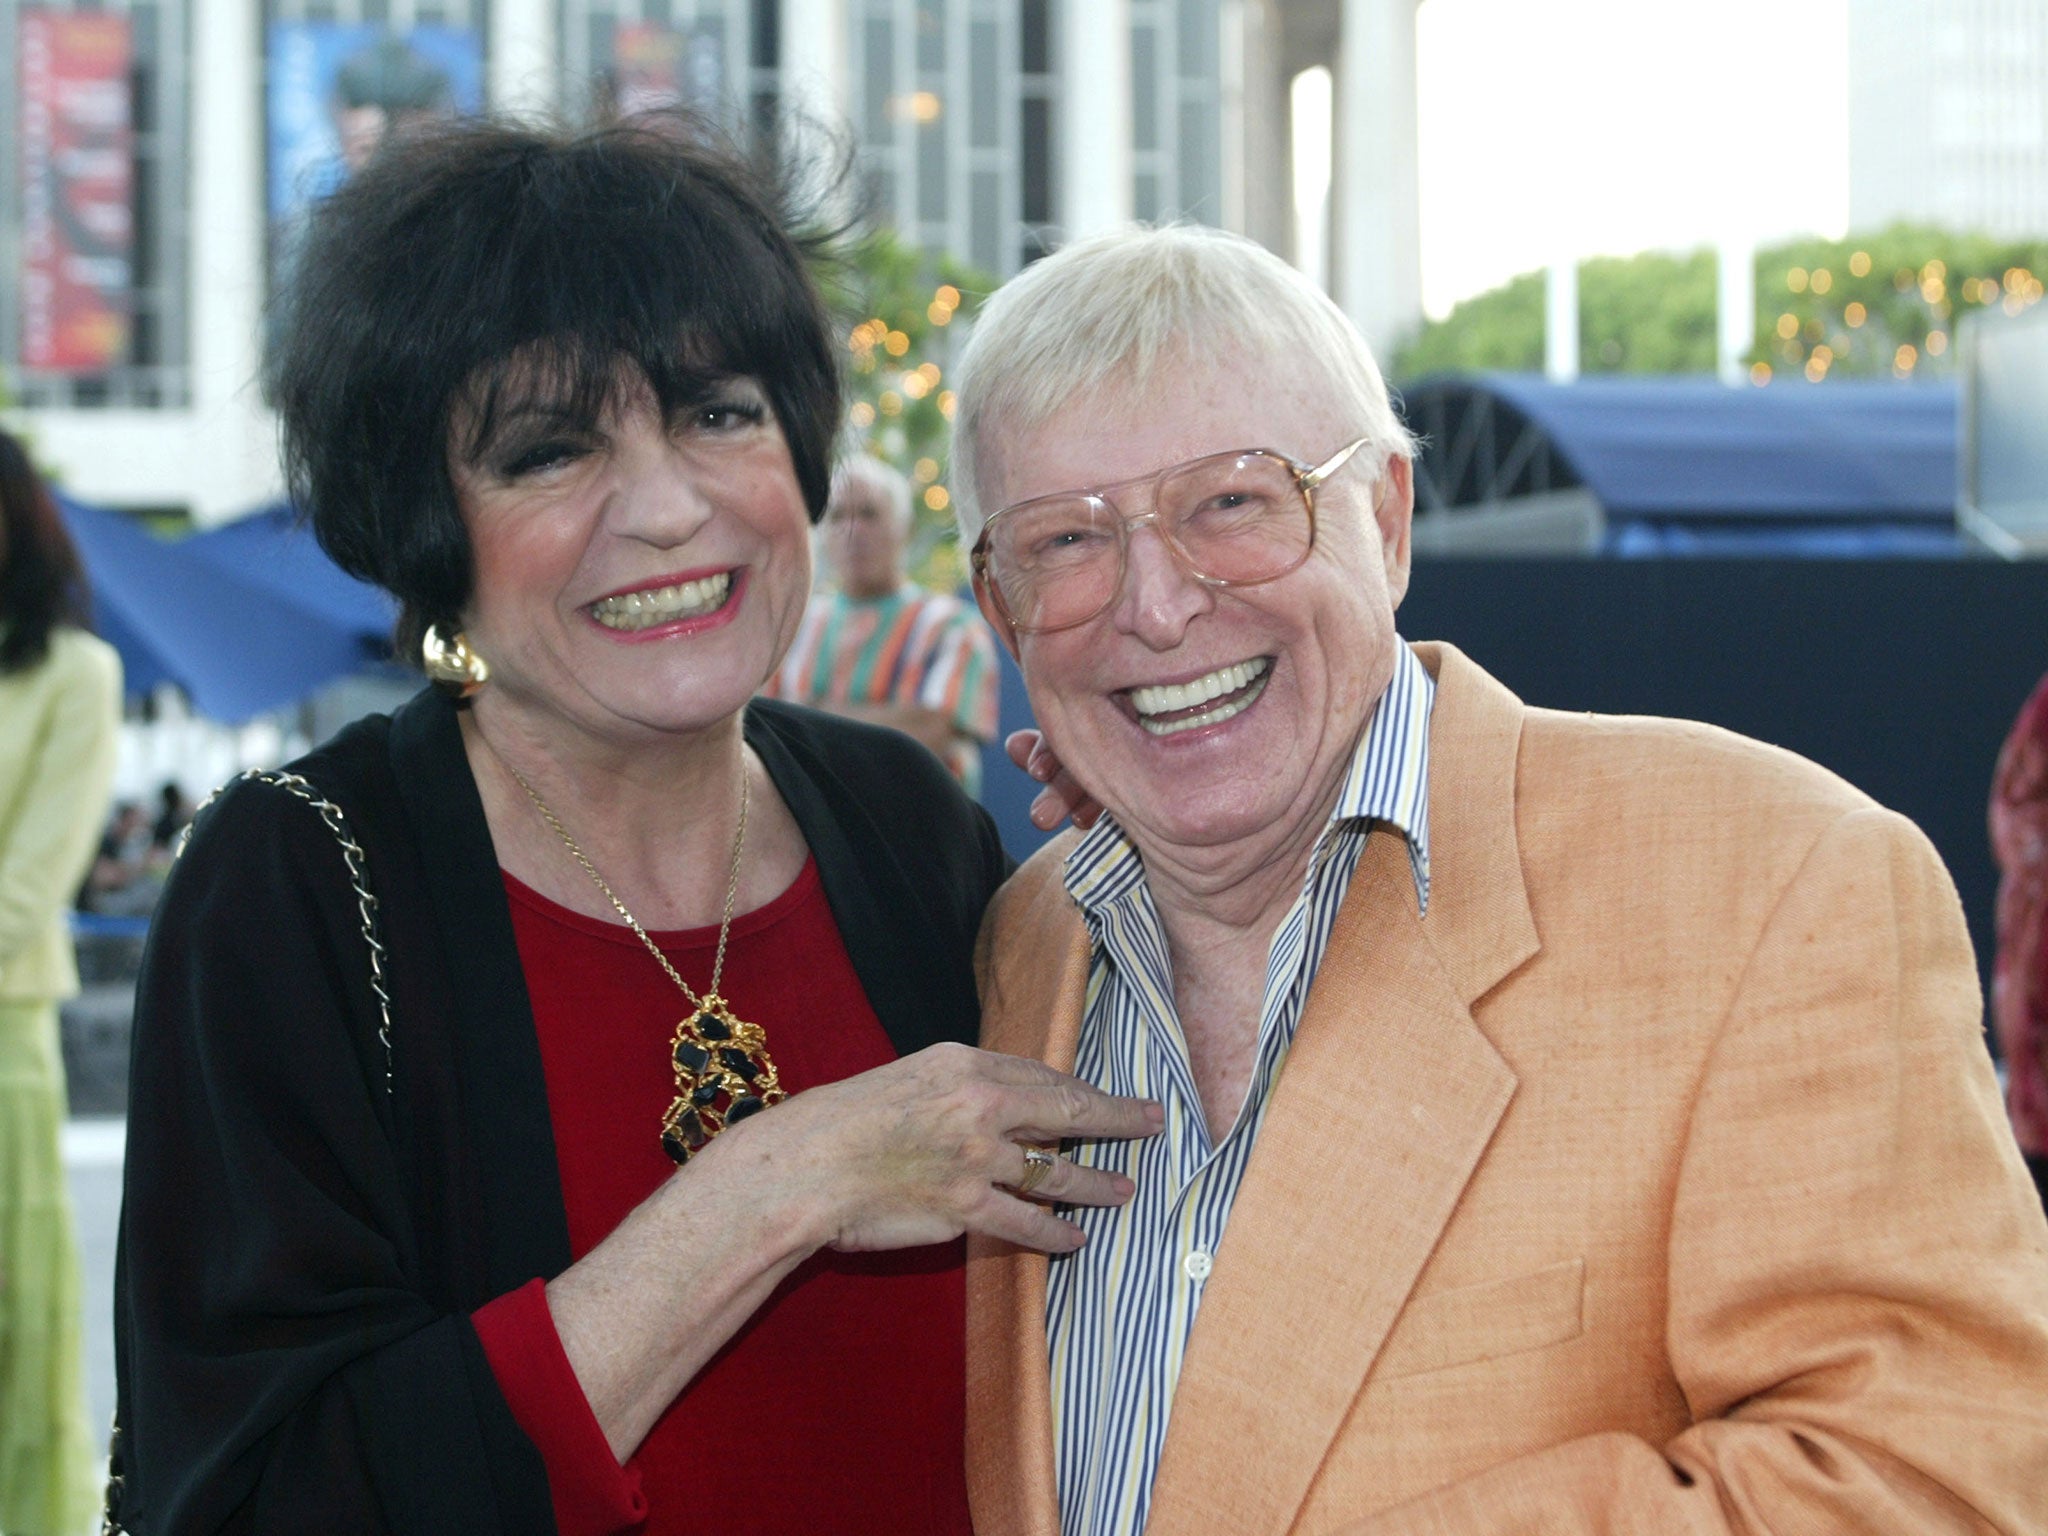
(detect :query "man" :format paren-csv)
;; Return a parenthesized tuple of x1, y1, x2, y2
(765, 454, 1000, 793)
(954, 224, 2048, 1536)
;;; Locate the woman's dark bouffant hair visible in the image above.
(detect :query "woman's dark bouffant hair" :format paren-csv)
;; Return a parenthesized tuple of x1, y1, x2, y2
(270, 112, 845, 661)
(0, 427, 92, 674)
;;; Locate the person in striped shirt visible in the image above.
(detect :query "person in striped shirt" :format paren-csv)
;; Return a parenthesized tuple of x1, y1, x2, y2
(764, 455, 999, 793)
(951, 224, 2048, 1536)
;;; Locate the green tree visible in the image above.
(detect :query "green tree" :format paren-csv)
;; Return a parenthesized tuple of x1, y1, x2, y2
(820, 228, 993, 591)
(1749, 225, 2048, 382)
(1393, 227, 2048, 384)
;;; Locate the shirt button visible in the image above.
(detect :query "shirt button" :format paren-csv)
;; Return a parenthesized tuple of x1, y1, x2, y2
(1184, 1249, 1214, 1281)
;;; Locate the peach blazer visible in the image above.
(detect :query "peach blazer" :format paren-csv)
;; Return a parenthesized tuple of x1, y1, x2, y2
(968, 642, 2048, 1536)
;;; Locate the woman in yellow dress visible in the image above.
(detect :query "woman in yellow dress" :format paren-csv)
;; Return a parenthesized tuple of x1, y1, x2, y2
(0, 426, 121, 1536)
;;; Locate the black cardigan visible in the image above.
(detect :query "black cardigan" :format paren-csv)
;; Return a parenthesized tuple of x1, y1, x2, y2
(110, 689, 1012, 1536)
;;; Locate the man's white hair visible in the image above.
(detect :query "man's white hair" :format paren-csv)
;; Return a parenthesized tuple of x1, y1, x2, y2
(949, 223, 1416, 545)
(831, 452, 914, 533)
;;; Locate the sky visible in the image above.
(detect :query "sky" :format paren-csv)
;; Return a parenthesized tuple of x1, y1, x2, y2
(1413, 0, 1851, 317)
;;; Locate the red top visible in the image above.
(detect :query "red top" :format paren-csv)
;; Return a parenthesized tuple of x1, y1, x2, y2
(471, 857, 971, 1536)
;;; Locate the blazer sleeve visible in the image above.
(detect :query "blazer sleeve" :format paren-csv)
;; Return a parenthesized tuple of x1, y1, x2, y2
(0, 633, 120, 969)
(113, 780, 552, 1536)
(1343, 807, 2048, 1536)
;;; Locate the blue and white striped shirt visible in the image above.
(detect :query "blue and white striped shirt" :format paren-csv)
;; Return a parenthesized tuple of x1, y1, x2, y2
(1046, 642, 1435, 1536)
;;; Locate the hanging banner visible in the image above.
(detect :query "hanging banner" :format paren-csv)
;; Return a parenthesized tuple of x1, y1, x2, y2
(605, 23, 726, 119)
(18, 10, 134, 373)
(266, 22, 483, 286)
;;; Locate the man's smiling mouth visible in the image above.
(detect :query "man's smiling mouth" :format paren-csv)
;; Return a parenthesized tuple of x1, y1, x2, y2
(1127, 657, 1271, 736)
(588, 572, 733, 631)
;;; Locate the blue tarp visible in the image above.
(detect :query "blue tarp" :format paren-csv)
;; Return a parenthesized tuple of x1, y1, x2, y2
(1430, 374, 1960, 525)
(57, 495, 394, 721)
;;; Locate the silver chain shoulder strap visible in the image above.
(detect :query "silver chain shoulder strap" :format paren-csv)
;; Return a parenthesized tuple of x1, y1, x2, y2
(191, 768, 395, 1092)
(101, 768, 397, 1533)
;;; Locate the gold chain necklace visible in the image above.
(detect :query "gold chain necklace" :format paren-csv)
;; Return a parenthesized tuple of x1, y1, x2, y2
(505, 759, 787, 1164)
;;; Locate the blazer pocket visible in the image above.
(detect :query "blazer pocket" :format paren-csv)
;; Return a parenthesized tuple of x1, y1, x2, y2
(1371, 1257, 1585, 1383)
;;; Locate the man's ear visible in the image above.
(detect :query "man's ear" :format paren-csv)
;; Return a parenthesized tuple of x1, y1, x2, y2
(972, 570, 1023, 661)
(1377, 454, 1415, 608)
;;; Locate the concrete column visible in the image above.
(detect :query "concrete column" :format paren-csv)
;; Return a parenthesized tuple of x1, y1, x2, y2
(490, 0, 557, 116)
(1332, 0, 1420, 362)
(1717, 234, 1755, 386)
(1546, 259, 1579, 381)
(779, 0, 850, 129)
(1058, 0, 1133, 240)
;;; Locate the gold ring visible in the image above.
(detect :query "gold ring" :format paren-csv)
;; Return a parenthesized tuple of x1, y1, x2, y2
(1015, 1145, 1059, 1196)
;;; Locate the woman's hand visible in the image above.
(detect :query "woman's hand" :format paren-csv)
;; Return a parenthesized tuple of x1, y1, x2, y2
(1007, 729, 1105, 832)
(720, 1042, 1159, 1255)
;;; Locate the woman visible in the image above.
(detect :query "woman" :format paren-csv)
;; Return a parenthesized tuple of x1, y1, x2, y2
(0, 427, 122, 1536)
(110, 117, 1156, 1536)
(1992, 667, 2048, 1207)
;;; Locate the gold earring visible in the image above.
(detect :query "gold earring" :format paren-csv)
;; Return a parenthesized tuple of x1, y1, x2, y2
(421, 627, 489, 695)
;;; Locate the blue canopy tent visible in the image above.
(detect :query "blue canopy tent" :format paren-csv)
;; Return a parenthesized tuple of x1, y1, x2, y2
(1400, 375, 1965, 555)
(57, 494, 394, 722)
(180, 502, 396, 639)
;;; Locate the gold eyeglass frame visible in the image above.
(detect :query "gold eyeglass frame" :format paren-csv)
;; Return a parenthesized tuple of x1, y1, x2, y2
(969, 435, 1373, 635)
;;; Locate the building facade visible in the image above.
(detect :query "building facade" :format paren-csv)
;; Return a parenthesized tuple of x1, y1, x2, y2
(1850, 0, 2048, 239)
(0, 0, 1420, 522)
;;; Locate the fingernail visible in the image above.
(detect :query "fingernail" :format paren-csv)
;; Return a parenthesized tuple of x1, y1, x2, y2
(1029, 756, 1054, 782)
(1031, 799, 1058, 828)
(1145, 1102, 1165, 1128)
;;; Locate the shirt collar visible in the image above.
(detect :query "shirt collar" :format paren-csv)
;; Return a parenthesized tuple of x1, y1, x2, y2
(1063, 640, 1435, 917)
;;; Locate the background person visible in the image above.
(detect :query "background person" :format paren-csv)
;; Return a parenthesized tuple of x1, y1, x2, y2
(954, 224, 2048, 1536)
(1992, 666, 2048, 1208)
(763, 454, 999, 793)
(0, 425, 122, 1536)
(110, 117, 1155, 1536)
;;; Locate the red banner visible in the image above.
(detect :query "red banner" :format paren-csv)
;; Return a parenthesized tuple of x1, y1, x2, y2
(18, 10, 134, 372)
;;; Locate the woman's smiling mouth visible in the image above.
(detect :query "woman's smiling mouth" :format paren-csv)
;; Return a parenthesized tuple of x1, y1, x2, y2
(588, 572, 734, 631)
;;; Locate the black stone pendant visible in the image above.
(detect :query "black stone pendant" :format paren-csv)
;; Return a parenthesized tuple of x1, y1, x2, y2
(661, 1002, 788, 1164)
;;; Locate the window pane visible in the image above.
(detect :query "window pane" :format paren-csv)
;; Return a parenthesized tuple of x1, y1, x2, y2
(916, 0, 945, 72)
(971, 168, 1001, 271)
(917, 115, 948, 221)
(1021, 0, 1050, 73)
(1021, 95, 1051, 222)
(863, 17, 893, 138)
(1178, 99, 1216, 217)
(1132, 24, 1157, 151)
(970, 19, 998, 148)
(1135, 170, 1160, 223)
(1178, 0, 1217, 77)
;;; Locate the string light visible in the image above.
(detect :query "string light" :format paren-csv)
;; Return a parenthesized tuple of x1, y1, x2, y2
(1927, 330, 1948, 356)
(880, 391, 903, 416)
(1777, 313, 1799, 339)
(1811, 269, 1833, 295)
(923, 485, 950, 512)
(1849, 251, 1872, 277)
(1894, 343, 1918, 371)
(937, 390, 957, 419)
(1750, 362, 1773, 385)
(1787, 267, 1810, 293)
(1844, 301, 1866, 327)
(850, 401, 876, 428)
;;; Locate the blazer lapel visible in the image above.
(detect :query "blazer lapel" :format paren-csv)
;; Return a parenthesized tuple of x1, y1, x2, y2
(1144, 643, 1536, 1536)
(967, 843, 1091, 1536)
(1143, 832, 1517, 1536)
